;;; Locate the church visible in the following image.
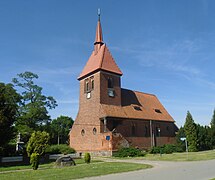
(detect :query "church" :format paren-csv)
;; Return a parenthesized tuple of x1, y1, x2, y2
(69, 14, 178, 156)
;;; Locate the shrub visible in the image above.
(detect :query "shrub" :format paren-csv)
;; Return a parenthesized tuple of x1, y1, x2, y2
(150, 144, 183, 154)
(84, 152, 91, 164)
(163, 144, 176, 154)
(27, 131, 50, 157)
(45, 144, 76, 154)
(114, 147, 146, 157)
(150, 146, 163, 154)
(30, 153, 40, 170)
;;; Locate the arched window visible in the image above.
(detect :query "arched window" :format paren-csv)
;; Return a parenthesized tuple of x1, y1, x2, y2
(81, 129, 85, 136)
(93, 128, 97, 135)
(108, 77, 113, 88)
(85, 79, 89, 93)
(91, 79, 94, 90)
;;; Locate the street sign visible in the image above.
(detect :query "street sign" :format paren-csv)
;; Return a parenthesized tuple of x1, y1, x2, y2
(180, 137, 186, 141)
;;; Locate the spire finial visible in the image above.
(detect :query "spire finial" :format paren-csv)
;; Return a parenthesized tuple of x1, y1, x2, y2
(98, 8, 101, 21)
(94, 8, 103, 53)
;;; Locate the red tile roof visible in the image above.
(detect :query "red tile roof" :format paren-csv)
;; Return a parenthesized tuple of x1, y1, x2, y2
(99, 88, 174, 122)
(78, 44, 123, 80)
(94, 18, 103, 44)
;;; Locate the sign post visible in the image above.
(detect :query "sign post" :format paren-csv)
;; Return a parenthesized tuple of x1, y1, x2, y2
(180, 137, 188, 160)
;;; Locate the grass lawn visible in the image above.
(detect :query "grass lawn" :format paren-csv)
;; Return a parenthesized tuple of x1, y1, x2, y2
(142, 149, 215, 161)
(111, 149, 215, 161)
(0, 162, 152, 180)
(0, 159, 101, 172)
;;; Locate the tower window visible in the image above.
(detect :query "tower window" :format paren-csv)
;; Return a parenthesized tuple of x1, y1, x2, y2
(108, 77, 113, 88)
(91, 79, 94, 90)
(84, 79, 90, 93)
(86, 82, 89, 91)
(108, 77, 114, 97)
(85, 77, 94, 94)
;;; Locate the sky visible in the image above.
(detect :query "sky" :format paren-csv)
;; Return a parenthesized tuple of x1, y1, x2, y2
(0, 0, 215, 127)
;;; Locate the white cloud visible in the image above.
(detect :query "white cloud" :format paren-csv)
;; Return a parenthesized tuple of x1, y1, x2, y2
(112, 37, 215, 90)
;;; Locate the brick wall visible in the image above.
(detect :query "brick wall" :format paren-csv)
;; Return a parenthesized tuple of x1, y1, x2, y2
(69, 70, 177, 154)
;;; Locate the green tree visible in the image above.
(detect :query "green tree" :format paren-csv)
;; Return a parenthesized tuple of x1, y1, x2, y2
(184, 111, 198, 152)
(27, 131, 50, 170)
(210, 109, 215, 147)
(12, 71, 57, 142)
(50, 116, 74, 144)
(210, 109, 215, 127)
(0, 83, 21, 148)
(196, 124, 212, 151)
(176, 127, 186, 152)
(27, 131, 50, 157)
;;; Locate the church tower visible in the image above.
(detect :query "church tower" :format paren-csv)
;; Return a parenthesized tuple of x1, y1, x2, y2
(70, 12, 123, 154)
(78, 13, 123, 107)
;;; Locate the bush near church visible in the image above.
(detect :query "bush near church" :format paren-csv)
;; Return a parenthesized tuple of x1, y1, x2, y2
(84, 152, 91, 164)
(114, 147, 146, 157)
(27, 131, 50, 170)
(30, 153, 40, 170)
(45, 144, 76, 155)
(150, 144, 183, 154)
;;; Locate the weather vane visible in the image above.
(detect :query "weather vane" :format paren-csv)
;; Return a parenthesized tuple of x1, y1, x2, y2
(98, 8, 101, 20)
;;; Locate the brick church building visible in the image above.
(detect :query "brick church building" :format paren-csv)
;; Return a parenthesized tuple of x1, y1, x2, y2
(70, 15, 178, 156)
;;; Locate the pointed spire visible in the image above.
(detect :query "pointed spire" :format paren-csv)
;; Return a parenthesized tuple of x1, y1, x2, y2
(94, 8, 104, 53)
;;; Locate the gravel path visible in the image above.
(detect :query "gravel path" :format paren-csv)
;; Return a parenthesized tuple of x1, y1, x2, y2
(83, 158, 215, 180)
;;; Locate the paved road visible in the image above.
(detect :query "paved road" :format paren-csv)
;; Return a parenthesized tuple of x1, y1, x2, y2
(83, 158, 215, 180)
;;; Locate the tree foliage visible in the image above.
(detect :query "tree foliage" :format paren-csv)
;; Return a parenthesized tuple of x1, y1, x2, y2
(175, 127, 186, 151)
(30, 153, 39, 170)
(45, 144, 76, 154)
(50, 116, 74, 144)
(0, 83, 21, 147)
(196, 124, 212, 151)
(210, 109, 215, 147)
(27, 131, 50, 157)
(211, 109, 215, 127)
(184, 111, 198, 152)
(12, 71, 57, 142)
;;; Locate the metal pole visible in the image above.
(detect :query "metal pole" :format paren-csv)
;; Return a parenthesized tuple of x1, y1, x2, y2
(150, 120, 154, 147)
(185, 139, 188, 160)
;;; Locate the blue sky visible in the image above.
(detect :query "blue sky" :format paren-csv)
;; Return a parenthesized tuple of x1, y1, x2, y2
(0, 0, 214, 127)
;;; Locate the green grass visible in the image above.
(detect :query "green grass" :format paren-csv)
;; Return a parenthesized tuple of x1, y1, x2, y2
(143, 149, 215, 161)
(0, 159, 101, 172)
(0, 162, 152, 180)
(0, 163, 53, 172)
(111, 149, 215, 161)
